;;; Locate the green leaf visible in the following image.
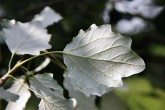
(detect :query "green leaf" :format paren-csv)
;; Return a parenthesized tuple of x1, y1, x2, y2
(32, 6, 62, 28)
(0, 87, 19, 102)
(5, 78, 31, 110)
(3, 21, 51, 55)
(30, 73, 74, 110)
(63, 24, 145, 96)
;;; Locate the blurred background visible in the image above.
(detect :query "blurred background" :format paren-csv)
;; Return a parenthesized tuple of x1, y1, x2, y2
(0, 0, 165, 110)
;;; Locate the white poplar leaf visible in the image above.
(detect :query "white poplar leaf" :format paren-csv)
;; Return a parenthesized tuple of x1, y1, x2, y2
(0, 87, 19, 102)
(39, 96, 73, 110)
(5, 78, 31, 110)
(32, 6, 62, 28)
(3, 21, 51, 55)
(33, 58, 51, 73)
(64, 76, 97, 110)
(29, 73, 74, 110)
(63, 24, 145, 96)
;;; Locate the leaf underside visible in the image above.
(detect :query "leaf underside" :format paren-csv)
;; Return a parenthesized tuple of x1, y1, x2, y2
(4, 21, 51, 55)
(32, 6, 62, 28)
(64, 76, 97, 110)
(0, 87, 19, 102)
(63, 24, 145, 96)
(5, 78, 31, 110)
(30, 73, 74, 110)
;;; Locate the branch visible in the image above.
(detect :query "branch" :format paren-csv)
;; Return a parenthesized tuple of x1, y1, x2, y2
(0, 51, 65, 86)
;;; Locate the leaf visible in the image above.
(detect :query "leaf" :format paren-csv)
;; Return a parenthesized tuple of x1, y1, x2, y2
(32, 6, 62, 28)
(3, 21, 51, 55)
(5, 78, 31, 110)
(0, 87, 19, 102)
(29, 73, 74, 110)
(64, 75, 97, 110)
(33, 58, 51, 72)
(63, 24, 145, 96)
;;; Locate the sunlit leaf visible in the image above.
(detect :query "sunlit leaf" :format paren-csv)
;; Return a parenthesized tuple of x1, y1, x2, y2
(3, 21, 51, 55)
(32, 6, 62, 28)
(5, 78, 31, 110)
(63, 24, 145, 96)
(0, 87, 19, 102)
(64, 75, 97, 110)
(30, 73, 74, 110)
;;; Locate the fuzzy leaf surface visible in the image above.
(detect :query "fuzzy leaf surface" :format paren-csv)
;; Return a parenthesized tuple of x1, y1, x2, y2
(30, 73, 74, 110)
(64, 76, 97, 110)
(32, 6, 62, 28)
(63, 24, 145, 96)
(0, 87, 19, 102)
(5, 78, 31, 110)
(4, 21, 51, 55)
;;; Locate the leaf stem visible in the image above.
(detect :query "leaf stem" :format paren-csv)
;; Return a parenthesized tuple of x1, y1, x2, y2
(8, 53, 15, 71)
(19, 51, 65, 66)
(44, 54, 67, 71)
(0, 51, 67, 86)
(8, 75, 45, 100)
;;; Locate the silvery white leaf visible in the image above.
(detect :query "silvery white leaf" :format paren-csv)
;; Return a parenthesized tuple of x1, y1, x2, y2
(0, 87, 19, 102)
(33, 58, 51, 73)
(5, 78, 31, 110)
(39, 96, 74, 110)
(30, 73, 63, 97)
(114, 0, 163, 19)
(63, 24, 145, 96)
(29, 73, 74, 110)
(4, 21, 51, 55)
(32, 6, 62, 28)
(116, 17, 147, 34)
(64, 76, 97, 110)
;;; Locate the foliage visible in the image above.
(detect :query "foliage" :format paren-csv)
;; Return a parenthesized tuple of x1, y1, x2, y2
(0, 0, 165, 110)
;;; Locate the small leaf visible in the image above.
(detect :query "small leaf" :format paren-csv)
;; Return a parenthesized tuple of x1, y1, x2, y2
(29, 73, 74, 110)
(63, 24, 145, 96)
(0, 87, 19, 102)
(64, 76, 97, 110)
(4, 21, 51, 55)
(5, 78, 31, 110)
(32, 6, 62, 28)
